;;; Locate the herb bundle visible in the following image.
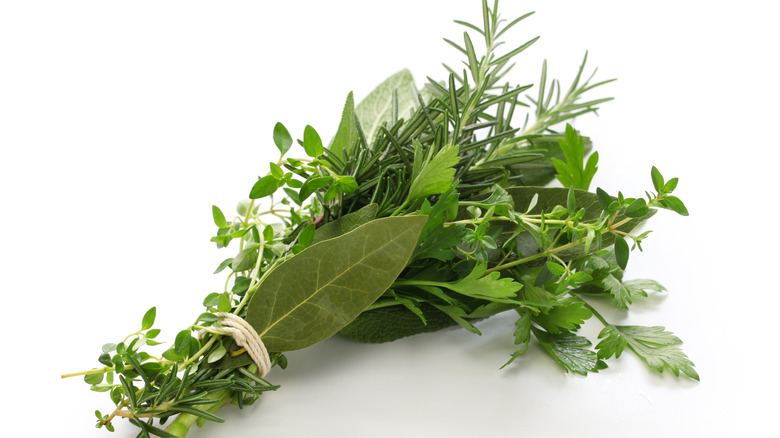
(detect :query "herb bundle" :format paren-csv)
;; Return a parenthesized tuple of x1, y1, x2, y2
(63, 2, 696, 436)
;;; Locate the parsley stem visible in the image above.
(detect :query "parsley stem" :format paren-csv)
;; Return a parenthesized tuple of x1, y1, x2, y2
(572, 294, 609, 327)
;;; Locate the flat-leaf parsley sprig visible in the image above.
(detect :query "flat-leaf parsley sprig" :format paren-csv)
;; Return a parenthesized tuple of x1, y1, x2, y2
(63, 1, 696, 436)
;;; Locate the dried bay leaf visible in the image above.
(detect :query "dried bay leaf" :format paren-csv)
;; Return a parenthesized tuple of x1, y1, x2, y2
(311, 203, 378, 245)
(245, 215, 427, 352)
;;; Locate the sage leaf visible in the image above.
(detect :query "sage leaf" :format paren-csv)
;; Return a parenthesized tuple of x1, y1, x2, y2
(245, 215, 427, 351)
(355, 69, 417, 142)
(329, 92, 358, 161)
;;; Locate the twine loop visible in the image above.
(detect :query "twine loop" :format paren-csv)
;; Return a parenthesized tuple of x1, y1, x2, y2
(212, 313, 271, 377)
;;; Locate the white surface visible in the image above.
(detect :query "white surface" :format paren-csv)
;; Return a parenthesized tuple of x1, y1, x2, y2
(1, 1, 777, 437)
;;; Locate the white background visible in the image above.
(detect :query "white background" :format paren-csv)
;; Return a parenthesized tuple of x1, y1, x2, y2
(1, 1, 777, 437)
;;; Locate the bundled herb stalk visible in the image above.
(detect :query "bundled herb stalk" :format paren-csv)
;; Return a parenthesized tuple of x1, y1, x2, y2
(63, 2, 696, 436)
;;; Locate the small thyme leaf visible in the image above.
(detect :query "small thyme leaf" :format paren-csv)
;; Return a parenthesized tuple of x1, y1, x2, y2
(65, 3, 697, 436)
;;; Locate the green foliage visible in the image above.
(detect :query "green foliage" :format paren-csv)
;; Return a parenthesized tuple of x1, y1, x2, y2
(329, 92, 358, 161)
(66, 2, 696, 436)
(407, 143, 460, 202)
(552, 124, 598, 190)
(303, 125, 324, 158)
(273, 122, 293, 157)
(533, 327, 606, 375)
(354, 69, 417, 143)
(533, 298, 592, 334)
(141, 307, 156, 331)
(245, 216, 427, 351)
(597, 325, 699, 381)
(312, 203, 378, 244)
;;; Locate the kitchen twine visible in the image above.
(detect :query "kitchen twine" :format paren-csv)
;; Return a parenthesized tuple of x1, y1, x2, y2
(212, 313, 271, 377)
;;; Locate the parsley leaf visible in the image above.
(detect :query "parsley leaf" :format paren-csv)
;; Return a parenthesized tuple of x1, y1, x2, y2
(597, 325, 699, 381)
(446, 262, 522, 302)
(501, 310, 532, 369)
(551, 124, 598, 190)
(407, 143, 460, 201)
(533, 327, 607, 375)
(533, 298, 593, 334)
(602, 273, 632, 309)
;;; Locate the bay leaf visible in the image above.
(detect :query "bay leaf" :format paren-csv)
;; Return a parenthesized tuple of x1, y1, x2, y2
(245, 215, 427, 351)
(311, 203, 378, 244)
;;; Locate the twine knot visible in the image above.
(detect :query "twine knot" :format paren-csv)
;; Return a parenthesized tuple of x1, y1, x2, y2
(212, 313, 271, 377)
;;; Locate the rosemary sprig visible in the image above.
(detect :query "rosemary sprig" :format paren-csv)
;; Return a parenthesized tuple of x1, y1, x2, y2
(63, 1, 695, 436)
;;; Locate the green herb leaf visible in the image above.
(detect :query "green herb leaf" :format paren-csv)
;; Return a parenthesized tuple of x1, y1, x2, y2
(625, 197, 649, 218)
(651, 166, 664, 192)
(141, 307, 156, 331)
(269, 162, 285, 179)
(213, 258, 233, 274)
(231, 247, 258, 272)
(431, 303, 481, 335)
(407, 143, 459, 201)
(211, 206, 228, 228)
(623, 278, 666, 298)
(245, 215, 427, 351)
(500, 311, 532, 369)
(551, 124, 598, 190)
(614, 236, 629, 270)
(533, 298, 592, 334)
(299, 175, 333, 204)
(174, 330, 192, 354)
(663, 177, 679, 193)
(273, 122, 293, 157)
(355, 69, 417, 142)
(303, 125, 324, 158)
(207, 341, 227, 364)
(545, 262, 566, 276)
(249, 175, 279, 199)
(84, 372, 103, 385)
(217, 292, 232, 313)
(597, 325, 698, 380)
(661, 195, 689, 216)
(329, 92, 358, 161)
(532, 327, 606, 375)
(596, 187, 612, 212)
(602, 273, 632, 309)
(506, 187, 655, 261)
(312, 203, 378, 244)
(435, 262, 522, 303)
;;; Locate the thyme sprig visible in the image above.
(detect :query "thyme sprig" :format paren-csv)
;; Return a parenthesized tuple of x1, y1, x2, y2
(63, 1, 695, 436)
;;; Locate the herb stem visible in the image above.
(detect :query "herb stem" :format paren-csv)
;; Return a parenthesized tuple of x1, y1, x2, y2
(572, 294, 609, 326)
